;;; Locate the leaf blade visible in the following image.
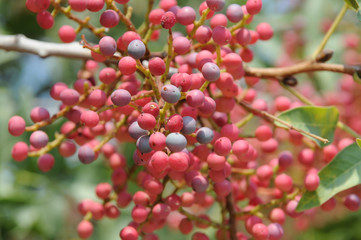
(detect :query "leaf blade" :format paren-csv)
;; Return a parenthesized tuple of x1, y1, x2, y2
(275, 106, 339, 147)
(296, 143, 361, 212)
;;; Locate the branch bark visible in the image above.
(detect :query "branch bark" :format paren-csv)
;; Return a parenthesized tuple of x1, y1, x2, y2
(1, 35, 360, 78)
(0, 34, 91, 60)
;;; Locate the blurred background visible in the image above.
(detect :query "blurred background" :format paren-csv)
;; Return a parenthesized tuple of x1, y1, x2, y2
(1, 0, 361, 239)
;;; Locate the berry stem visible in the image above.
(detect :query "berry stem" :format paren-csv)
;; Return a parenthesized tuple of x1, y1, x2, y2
(94, 115, 128, 153)
(236, 113, 254, 128)
(136, 60, 161, 101)
(312, 3, 348, 59)
(225, 193, 237, 240)
(161, 29, 174, 83)
(188, 8, 211, 40)
(178, 207, 227, 229)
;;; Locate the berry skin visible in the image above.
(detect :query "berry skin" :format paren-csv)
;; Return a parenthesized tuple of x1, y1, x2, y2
(58, 25, 76, 43)
(207, 152, 226, 170)
(214, 137, 232, 156)
(99, 36, 117, 56)
(96, 182, 112, 199)
(8, 116, 26, 136)
(78, 145, 96, 164)
(181, 116, 197, 135)
(268, 223, 284, 240)
(274, 173, 293, 193)
(58, 140, 77, 157)
(86, 0, 104, 12)
(195, 25, 212, 44)
(344, 194, 360, 211)
(68, 0, 86, 11)
(161, 11, 176, 29)
(256, 22, 274, 40)
(169, 152, 190, 172)
(118, 56, 137, 75)
(226, 4, 244, 23)
(161, 84, 181, 103)
(128, 121, 148, 140)
(99, 67, 116, 84)
(192, 175, 209, 192)
(252, 223, 269, 240)
(136, 135, 152, 154)
(138, 113, 156, 130)
(201, 62, 220, 82)
(149, 132, 166, 151)
(149, 8, 165, 25)
(80, 110, 99, 128)
(269, 208, 286, 225)
(166, 114, 184, 132)
(26, 0, 50, 13)
(11, 142, 28, 162)
(36, 11, 54, 29)
(304, 173, 320, 191)
(177, 6, 196, 26)
(212, 26, 232, 45)
(100, 9, 120, 28)
(246, 0, 263, 15)
(173, 37, 191, 55)
(196, 127, 214, 144)
(127, 40, 146, 59)
(111, 89, 131, 107)
(77, 220, 93, 239)
(206, 0, 226, 11)
(30, 130, 49, 149)
(255, 125, 273, 142)
(148, 57, 166, 76)
(166, 133, 187, 152)
(150, 151, 169, 173)
(60, 89, 80, 105)
(37, 153, 55, 172)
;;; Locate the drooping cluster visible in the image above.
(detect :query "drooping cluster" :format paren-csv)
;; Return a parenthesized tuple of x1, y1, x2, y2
(8, 0, 361, 239)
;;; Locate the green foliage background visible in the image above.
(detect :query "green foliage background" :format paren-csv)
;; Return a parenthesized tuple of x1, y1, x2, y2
(0, 0, 361, 239)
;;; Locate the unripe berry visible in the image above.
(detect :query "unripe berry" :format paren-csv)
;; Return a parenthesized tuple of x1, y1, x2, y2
(206, 0, 226, 11)
(37, 153, 55, 172)
(274, 173, 293, 192)
(304, 173, 320, 191)
(246, 0, 263, 15)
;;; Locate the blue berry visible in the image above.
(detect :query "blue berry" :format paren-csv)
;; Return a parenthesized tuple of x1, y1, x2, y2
(136, 135, 152, 153)
(127, 39, 146, 59)
(201, 62, 220, 82)
(128, 121, 148, 140)
(166, 133, 187, 152)
(161, 84, 181, 103)
(196, 127, 214, 144)
(181, 116, 196, 135)
(111, 89, 131, 107)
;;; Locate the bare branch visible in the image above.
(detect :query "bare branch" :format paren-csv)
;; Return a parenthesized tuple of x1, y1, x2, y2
(0, 34, 91, 60)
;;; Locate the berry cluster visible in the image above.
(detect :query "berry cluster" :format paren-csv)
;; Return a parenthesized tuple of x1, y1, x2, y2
(8, 0, 361, 239)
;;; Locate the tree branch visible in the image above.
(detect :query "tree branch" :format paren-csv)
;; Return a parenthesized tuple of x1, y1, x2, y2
(1, 35, 360, 78)
(0, 34, 91, 60)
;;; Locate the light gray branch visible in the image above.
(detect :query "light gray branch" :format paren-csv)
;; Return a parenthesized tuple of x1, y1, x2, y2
(0, 34, 91, 60)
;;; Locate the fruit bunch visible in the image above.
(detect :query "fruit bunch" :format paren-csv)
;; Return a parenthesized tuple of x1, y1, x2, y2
(7, 0, 361, 239)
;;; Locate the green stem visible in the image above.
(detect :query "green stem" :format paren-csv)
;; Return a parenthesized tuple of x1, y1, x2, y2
(236, 113, 254, 128)
(312, 3, 348, 59)
(160, 29, 173, 83)
(188, 8, 211, 40)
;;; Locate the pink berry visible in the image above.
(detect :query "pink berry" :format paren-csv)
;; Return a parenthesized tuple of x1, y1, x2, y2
(161, 11, 176, 29)
(8, 116, 26, 136)
(30, 130, 49, 149)
(252, 223, 269, 240)
(246, 0, 263, 15)
(118, 56, 137, 75)
(100, 9, 120, 28)
(36, 11, 54, 29)
(77, 220, 93, 239)
(11, 142, 28, 161)
(344, 194, 360, 211)
(149, 57, 166, 76)
(304, 173, 320, 191)
(256, 22, 274, 40)
(37, 153, 55, 172)
(58, 25, 76, 43)
(274, 173, 293, 193)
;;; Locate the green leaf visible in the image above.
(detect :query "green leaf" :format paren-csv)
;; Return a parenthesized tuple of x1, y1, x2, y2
(345, 0, 360, 11)
(357, 138, 361, 148)
(275, 106, 339, 147)
(296, 143, 361, 212)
